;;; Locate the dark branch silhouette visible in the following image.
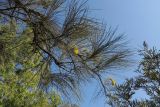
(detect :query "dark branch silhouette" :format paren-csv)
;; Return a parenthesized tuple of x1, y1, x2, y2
(0, 0, 131, 101)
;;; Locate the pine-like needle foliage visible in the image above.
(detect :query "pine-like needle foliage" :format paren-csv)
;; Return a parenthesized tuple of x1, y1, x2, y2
(0, 0, 131, 101)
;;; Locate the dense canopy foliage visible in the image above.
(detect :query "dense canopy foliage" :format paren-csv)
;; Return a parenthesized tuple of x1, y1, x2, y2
(0, 22, 61, 107)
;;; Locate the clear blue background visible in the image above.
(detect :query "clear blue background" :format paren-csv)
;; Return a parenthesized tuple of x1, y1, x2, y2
(79, 0, 160, 107)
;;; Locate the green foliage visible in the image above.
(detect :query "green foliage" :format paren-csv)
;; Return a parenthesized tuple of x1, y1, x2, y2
(107, 44, 160, 107)
(0, 71, 61, 107)
(0, 24, 61, 107)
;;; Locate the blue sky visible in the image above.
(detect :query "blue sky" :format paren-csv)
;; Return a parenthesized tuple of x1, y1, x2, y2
(80, 0, 160, 107)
